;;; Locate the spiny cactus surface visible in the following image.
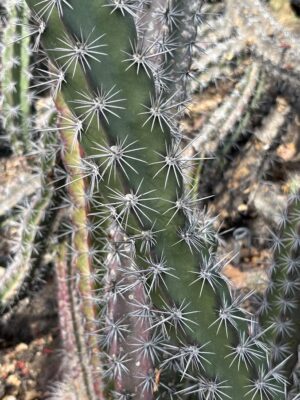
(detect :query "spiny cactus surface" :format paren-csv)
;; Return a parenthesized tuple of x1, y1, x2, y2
(0, 1, 300, 399)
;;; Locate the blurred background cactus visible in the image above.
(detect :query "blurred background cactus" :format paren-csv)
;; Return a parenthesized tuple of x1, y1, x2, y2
(1, 0, 32, 154)
(0, 0, 299, 399)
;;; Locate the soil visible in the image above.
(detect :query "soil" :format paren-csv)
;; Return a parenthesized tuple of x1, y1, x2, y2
(0, 280, 59, 399)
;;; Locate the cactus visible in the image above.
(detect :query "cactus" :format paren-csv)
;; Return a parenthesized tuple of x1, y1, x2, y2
(188, 0, 300, 211)
(0, 0, 300, 399)
(1, 0, 32, 153)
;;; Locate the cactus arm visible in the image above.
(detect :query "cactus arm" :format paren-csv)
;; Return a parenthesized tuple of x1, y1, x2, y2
(217, 64, 260, 145)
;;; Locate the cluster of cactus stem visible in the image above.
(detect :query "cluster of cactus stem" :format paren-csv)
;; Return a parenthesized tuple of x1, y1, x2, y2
(0, 0, 300, 399)
(189, 0, 300, 201)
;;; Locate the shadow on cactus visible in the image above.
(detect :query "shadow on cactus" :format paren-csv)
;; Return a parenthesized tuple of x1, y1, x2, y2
(0, 0, 299, 399)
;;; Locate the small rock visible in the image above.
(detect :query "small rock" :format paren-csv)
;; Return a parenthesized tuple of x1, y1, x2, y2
(276, 142, 296, 161)
(5, 374, 21, 396)
(15, 343, 28, 353)
(25, 390, 41, 400)
(6, 375, 21, 388)
(2, 396, 17, 400)
(26, 379, 36, 390)
(237, 203, 248, 213)
(0, 363, 15, 376)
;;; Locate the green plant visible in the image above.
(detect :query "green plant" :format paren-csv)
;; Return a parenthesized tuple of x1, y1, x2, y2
(1, 0, 32, 153)
(0, 1, 300, 399)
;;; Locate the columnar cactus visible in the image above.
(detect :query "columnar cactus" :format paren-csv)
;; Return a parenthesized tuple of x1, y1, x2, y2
(1, 1, 300, 399)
